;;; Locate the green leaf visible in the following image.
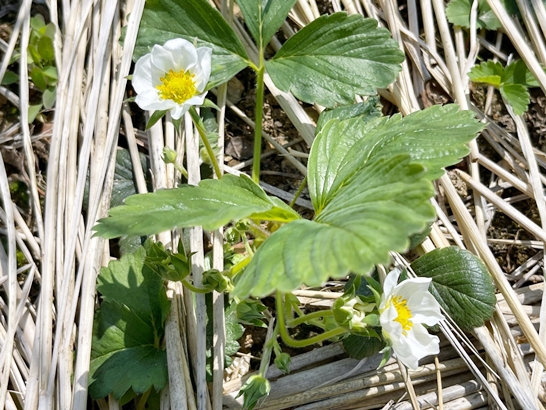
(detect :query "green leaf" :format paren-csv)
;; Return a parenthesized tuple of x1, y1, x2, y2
(411, 247, 496, 331)
(89, 304, 168, 399)
(27, 44, 42, 65)
(447, 0, 518, 29)
(1, 70, 19, 85)
(94, 174, 301, 238)
(30, 66, 47, 91)
(145, 109, 167, 130)
(41, 65, 58, 80)
(224, 302, 245, 356)
(206, 300, 244, 379)
(28, 104, 42, 123)
(342, 334, 386, 359)
(266, 13, 404, 107)
(96, 246, 171, 333)
(37, 35, 55, 64)
(468, 61, 503, 87)
(233, 104, 483, 298)
(42, 87, 56, 109)
(446, 0, 500, 30)
(30, 14, 46, 31)
(236, 0, 298, 47)
(89, 245, 170, 399)
(309, 104, 483, 212)
(136, 0, 250, 88)
(112, 148, 150, 208)
(500, 83, 529, 115)
(237, 299, 268, 328)
(315, 97, 382, 134)
(502, 59, 541, 88)
(233, 155, 436, 297)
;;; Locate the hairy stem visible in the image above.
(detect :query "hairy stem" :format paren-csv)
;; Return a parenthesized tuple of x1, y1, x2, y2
(289, 176, 308, 208)
(252, 64, 266, 183)
(287, 309, 334, 328)
(189, 106, 222, 179)
(276, 291, 347, 348)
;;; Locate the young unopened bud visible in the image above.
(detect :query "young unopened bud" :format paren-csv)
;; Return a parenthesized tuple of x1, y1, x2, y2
(162, 147, 178, 164)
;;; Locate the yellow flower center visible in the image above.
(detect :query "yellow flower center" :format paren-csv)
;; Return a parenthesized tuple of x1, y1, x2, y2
(156, 69, 197, 103)
(392, 296, 413, 335)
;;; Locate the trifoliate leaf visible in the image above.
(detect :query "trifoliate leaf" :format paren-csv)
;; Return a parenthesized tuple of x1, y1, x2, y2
(94, 174, 301, 238)
(266, 13, 404, 107)
(411, 247, 496, 331)
(500, 83, 529, 115)
(136, 0, 250, 88)
(232, 105, 482, 298)
(233, 155, 436, 297)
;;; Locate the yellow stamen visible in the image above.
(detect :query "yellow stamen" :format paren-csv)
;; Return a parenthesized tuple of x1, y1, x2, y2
(156, 69, 197, 103)
(392, 296, 413, 335)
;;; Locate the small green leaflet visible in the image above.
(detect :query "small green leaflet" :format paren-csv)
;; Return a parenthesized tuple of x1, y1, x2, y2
(89, 245, 171, 399)
(500, 83, 529, 116)
(446, 0, 500, 30)
(135, 0, 250, 88)
(236, 0, 298, 50)
(94, 174, 301, 239)
(411, 247, 496, 331)
(445, 0, 518, 30)
(468, 61, 503, 87)
(469, 60, 541, 115)
(266, 13, 404, 107)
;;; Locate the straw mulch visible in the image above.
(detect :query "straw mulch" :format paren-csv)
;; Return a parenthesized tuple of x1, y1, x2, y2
(1, 0, 546, 409)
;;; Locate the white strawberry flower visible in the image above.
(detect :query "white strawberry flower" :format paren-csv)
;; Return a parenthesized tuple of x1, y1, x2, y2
(132, 38, 212, 119)
(379, 269, 444, 370)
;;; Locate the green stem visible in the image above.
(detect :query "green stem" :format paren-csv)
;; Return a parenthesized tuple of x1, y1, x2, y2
(136, 387, 152, 410)
(276, 291, 347, 348)
(182, 279, 212, 294)
(289, 176, 307, 208)
(227, 256, 251, 277)
(287, 310, 334, 328)
(258, 322, 279, 375)
(252, 64, 266, 183)
(189, 106, 222, 179)
(174, 162, 188, 179)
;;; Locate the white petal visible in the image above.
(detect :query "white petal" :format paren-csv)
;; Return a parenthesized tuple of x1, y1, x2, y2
(184, 92, 208, 107)
(409, 293, 444, 325)
(193, 47, 212, 91)
(380, 269, 401, 309)
(407, 324, 440, 356)
(151, 44, 177, 73)
(395, 277, 432, 302)
(170, 104, 189, 120)
(135, 89, 176, 111)
(162, 38, 198, 71)
(132, 54, 154, 94)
